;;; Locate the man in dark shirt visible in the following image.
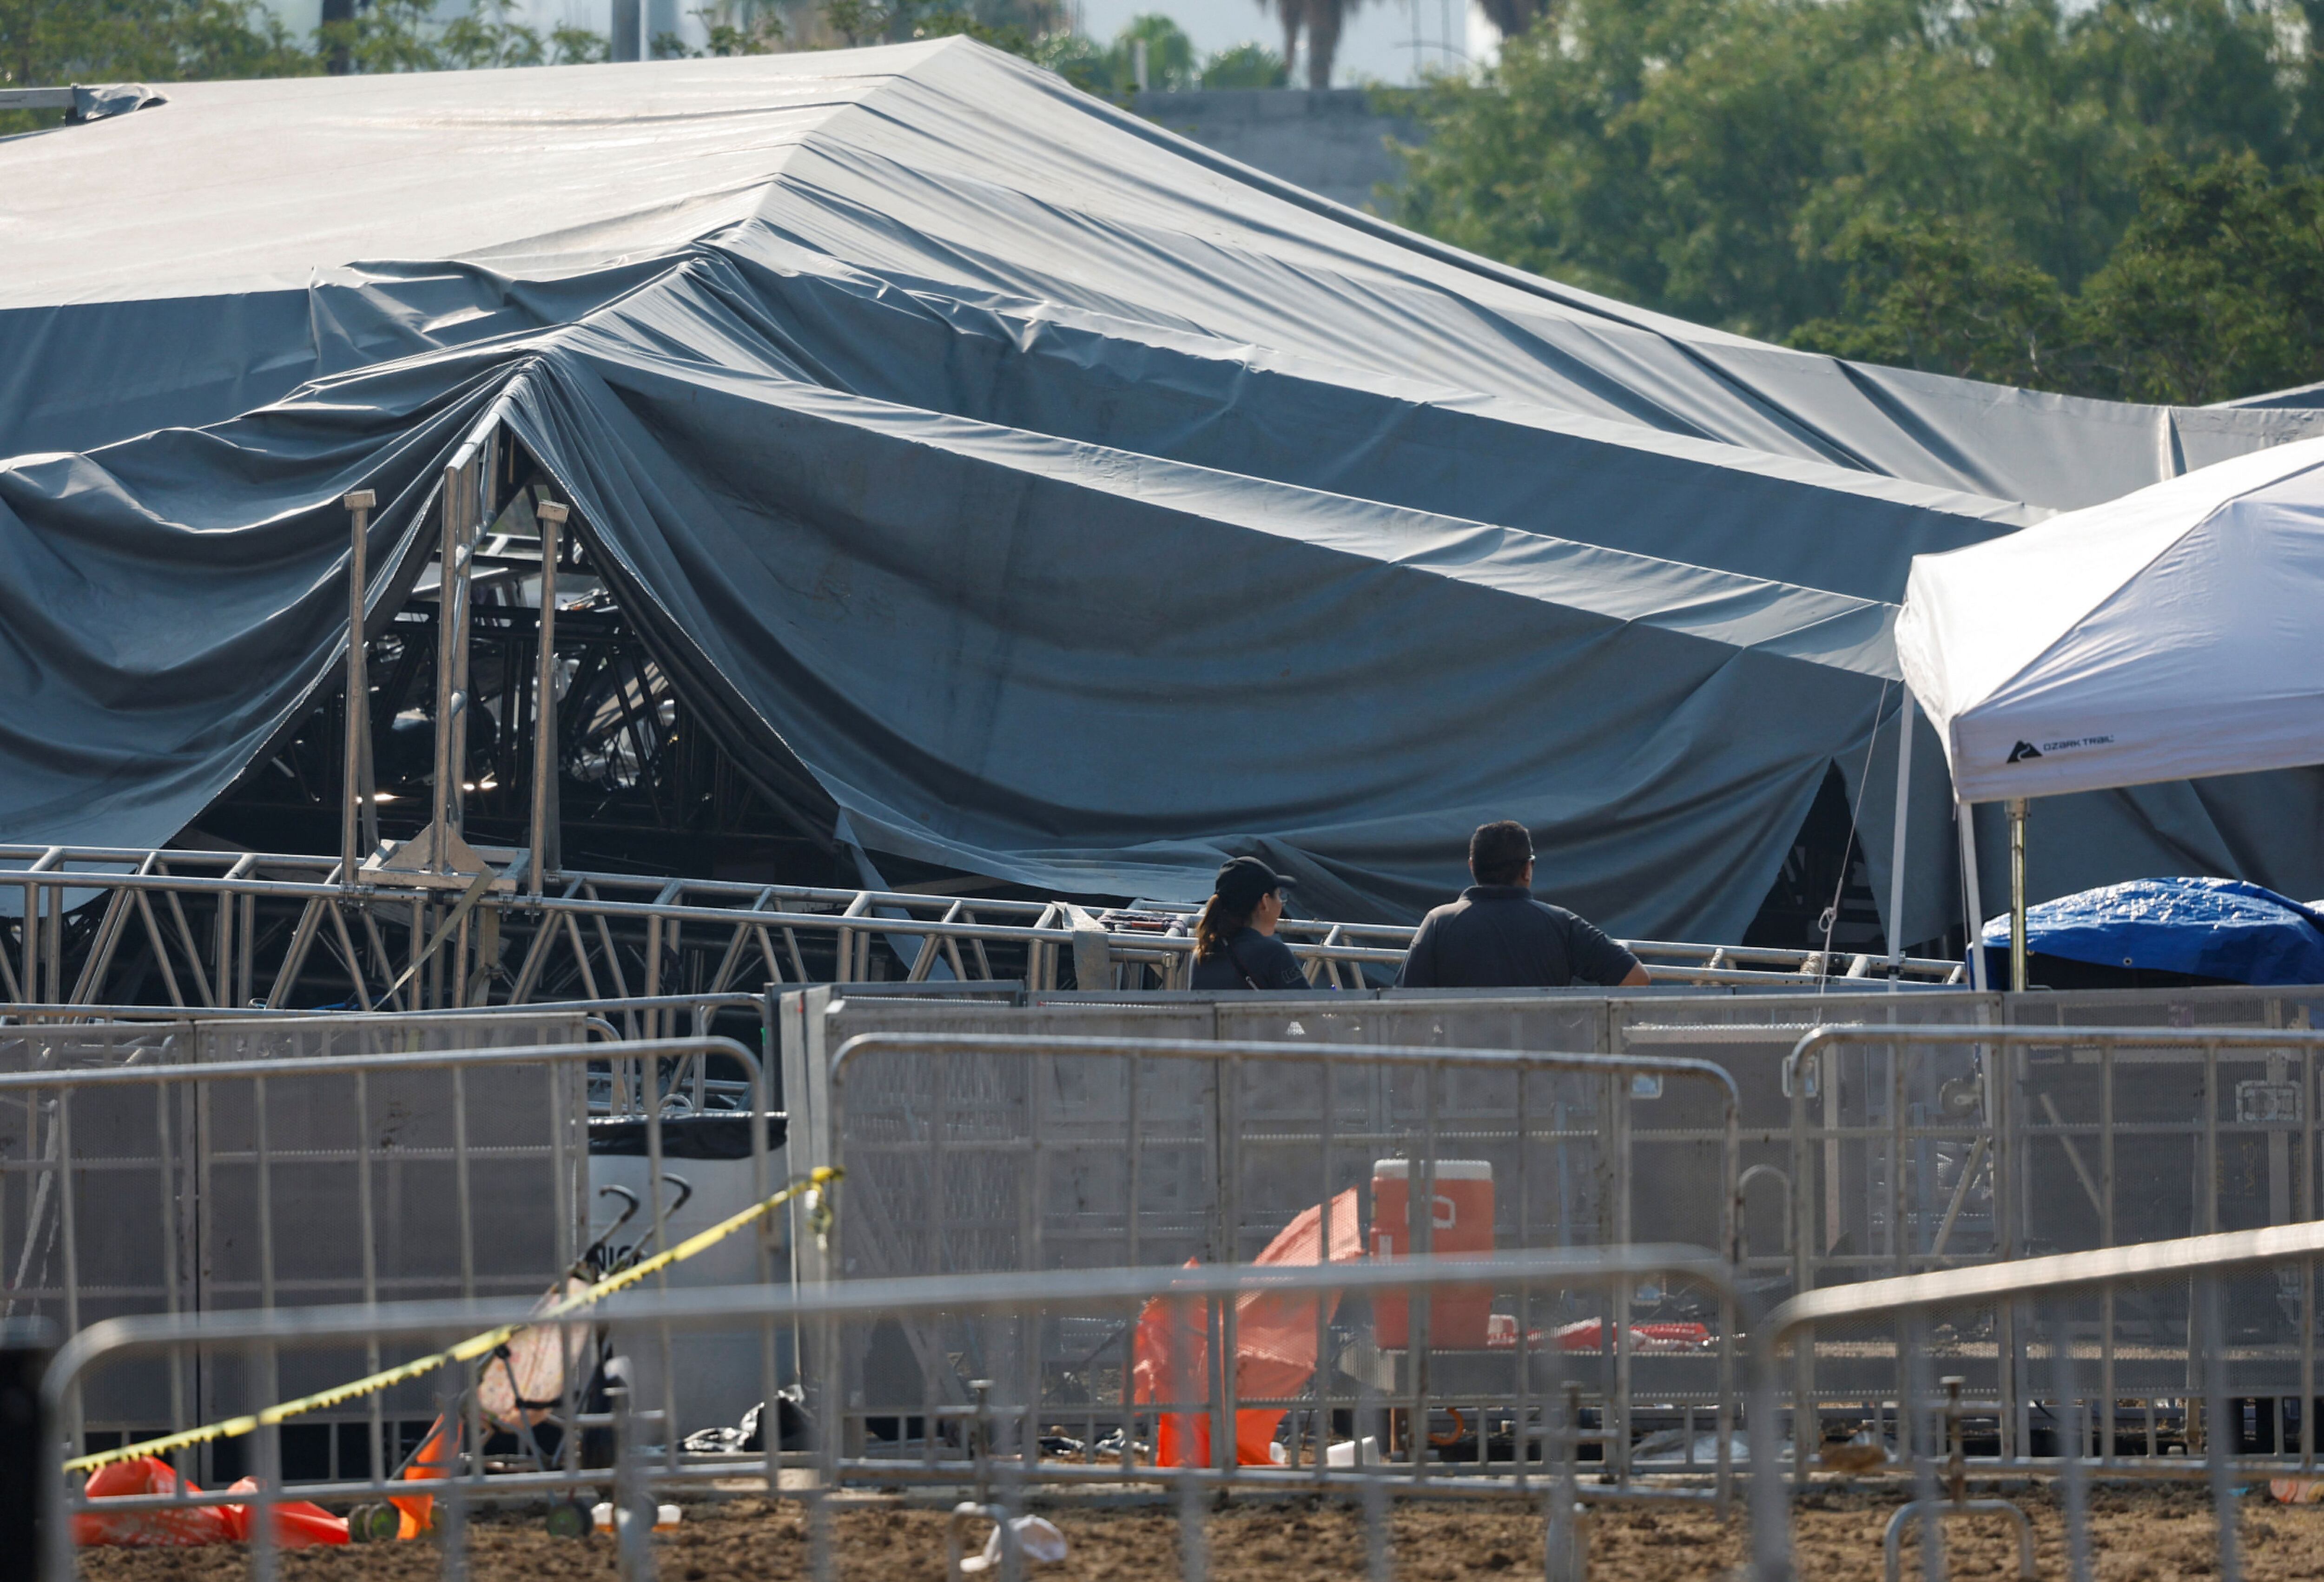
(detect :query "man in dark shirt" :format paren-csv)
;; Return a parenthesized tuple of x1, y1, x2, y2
(1395, 821, 1650, 989)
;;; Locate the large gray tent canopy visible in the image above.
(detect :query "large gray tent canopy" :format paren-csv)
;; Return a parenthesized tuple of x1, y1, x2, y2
(4, 42, 2322, 943)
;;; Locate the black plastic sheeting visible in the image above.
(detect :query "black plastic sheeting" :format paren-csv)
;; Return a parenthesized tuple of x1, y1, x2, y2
(5, 43, 2324, 942)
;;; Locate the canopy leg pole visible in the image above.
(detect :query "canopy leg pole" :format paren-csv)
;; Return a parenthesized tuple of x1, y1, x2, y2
(1886, 690, 1915, 987)
(2008, 797, 2030, 993)
(530, 500, 568, 899)
(1958, 801, 1989, 993)
(340, 490, 376, 887)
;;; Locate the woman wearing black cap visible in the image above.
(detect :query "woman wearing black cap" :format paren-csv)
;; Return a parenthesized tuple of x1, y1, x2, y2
(1188, 857, 1314, 991)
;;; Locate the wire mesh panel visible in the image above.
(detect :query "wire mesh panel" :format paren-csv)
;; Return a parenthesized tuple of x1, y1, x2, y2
(827, 1023, 1220, 1286)
(0, 1020, 596, 1477)
(0, 1024, 193, 1443)
(805, 1010, 1740, 1476)
(2014, 988, 2324, 1256)
(1770, 1023, 2324, 1477)
(804, 1009, 1729, 1283)
(1615, 991, 1999, 1303)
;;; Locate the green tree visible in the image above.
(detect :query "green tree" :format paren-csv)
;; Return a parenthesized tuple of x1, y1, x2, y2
(694, 0, 787, 53)
(2, 0, 609, 129)
(1789, 217, 2072, 389)
(3, 0, 314, 113)
(2073, 155, 2324, 403)
(821, 0, 888, 43)
(1785, 156, 2324, 402)
(314, 0, 608, 73)
(550, 21, 612, 60)
(1389, 0, 2304, 342)
(1109, 12, 1197, 90)
(438, 0, 548, 67)
(318, 0, 458, 71)
(1032, 30, 1111, 92)
(1267, 0, 1361, 86)
(1200, 40, 1286, 87)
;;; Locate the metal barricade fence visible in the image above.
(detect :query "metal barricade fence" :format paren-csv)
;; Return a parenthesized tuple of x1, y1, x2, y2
(786, 987, 1928, 1261)
(806, 1031, 1743, 1489)
(39, 1246, 1747, 1582)
(783, 988, 2324, 1296)
(1765, 1023, 2324, 1469)
(1623, 1003, 1997, 1302)
(0, 995, 770, 1115)
(1619, 989, 2324, 1285)
(45, 1194, 2324, 1581)
(0, 1014, 587, 1388)
(1753, 1219, 2324, 1582)
(0, 1034, 768, 1488)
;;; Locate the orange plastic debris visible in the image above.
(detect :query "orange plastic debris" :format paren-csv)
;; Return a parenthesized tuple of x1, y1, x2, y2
(73, 1455, 347, 1548)
(1132, 1187, 1364, 1467)
(391, 1412, 462, 1538)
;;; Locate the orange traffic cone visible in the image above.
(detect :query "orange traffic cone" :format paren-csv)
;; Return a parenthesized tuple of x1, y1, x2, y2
(391, 1412, 462, 1539)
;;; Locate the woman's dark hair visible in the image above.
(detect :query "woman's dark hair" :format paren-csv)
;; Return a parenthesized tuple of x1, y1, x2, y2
(1469, 820, 1536, 886)
(1194, 893, 1254, 960)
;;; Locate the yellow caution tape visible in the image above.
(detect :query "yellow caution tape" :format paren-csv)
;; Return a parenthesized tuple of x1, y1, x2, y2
(66, 1165, 840, 1476)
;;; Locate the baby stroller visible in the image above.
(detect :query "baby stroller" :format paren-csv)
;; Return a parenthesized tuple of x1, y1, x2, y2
(343, 1177, 695, 1542)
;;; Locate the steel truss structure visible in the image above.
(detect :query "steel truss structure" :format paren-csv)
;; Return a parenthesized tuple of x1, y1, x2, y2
(0, 842, 1964, 1014)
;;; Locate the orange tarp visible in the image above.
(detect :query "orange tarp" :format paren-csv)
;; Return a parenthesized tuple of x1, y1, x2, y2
(73, 1456, 347, 1548)
(1131, 1187, 1363, 1467)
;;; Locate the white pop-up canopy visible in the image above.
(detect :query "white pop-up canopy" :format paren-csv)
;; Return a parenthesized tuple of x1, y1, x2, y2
(1898, 434, 2324, 804)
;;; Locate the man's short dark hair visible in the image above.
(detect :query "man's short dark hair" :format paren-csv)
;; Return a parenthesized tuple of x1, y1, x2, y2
(1469, 820, 1535, 886)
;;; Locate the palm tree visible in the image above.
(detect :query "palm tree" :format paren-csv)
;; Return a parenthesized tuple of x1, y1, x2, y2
(1265, 0, 1355, 87)
(1475, 0, 1547, 41)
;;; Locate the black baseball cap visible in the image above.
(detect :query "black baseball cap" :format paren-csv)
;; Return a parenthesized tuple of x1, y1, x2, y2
(1214, 856, 1294, 910)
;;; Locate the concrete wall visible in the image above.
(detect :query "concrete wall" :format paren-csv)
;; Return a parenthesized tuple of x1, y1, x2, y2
(1128, 87, 1422, 213)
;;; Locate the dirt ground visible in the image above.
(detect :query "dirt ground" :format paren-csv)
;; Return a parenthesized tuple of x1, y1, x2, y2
(73, 1483, 2324, 1582)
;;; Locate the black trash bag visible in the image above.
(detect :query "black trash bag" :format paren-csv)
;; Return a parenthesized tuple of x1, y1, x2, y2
(680, 1386, 811, 1454)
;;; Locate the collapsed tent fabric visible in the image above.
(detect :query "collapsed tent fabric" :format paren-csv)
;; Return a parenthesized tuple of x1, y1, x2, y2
(1977, 877, 2324, 987)
(5, 43, 2324, 940)
(1898, 437, 2324, 803)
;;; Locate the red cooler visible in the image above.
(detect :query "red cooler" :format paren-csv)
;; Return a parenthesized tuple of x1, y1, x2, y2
(1370, 1159, 1494, 1348)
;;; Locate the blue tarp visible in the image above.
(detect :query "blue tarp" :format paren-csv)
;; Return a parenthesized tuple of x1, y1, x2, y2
(1981, 877, 2324, 985)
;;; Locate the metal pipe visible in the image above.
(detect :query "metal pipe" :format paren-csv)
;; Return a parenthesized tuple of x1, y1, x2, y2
(530, 501, 567, 896)
(340, 491, 376, 885)
(446, 462, 478, 847)
(1957, 802, 1989, 992)
(430, 467, 462, 865)
(0, 1034, 755, 1096)
(1887, 689, 1915, 982)
(2007, 798, 2029, 992)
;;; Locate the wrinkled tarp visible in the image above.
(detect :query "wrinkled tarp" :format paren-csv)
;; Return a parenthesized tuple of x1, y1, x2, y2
(1900, 437, 2324, 803)
(67, 83, 166, 124)
(5, 42, 2324, 941)
(1979, 877, 2324, 986)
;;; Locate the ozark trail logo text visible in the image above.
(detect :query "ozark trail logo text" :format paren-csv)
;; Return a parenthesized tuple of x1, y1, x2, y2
(2007, 734, 2116, 765)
